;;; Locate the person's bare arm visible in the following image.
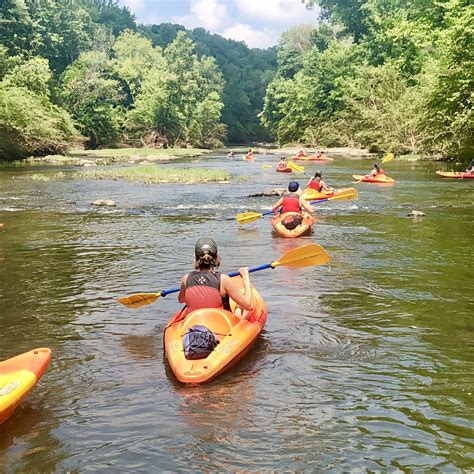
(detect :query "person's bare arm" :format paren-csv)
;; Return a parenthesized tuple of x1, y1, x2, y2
(178, 274, 188, 303)
(300, 197, 314, 214)
(272, 197, 283, 213)
(221, 268, 253, 311)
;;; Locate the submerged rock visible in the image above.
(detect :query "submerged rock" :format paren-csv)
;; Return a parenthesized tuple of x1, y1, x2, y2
(91, 199, 116, 207)
(248, 188, 285, 197)
(408, 210, 425, 217)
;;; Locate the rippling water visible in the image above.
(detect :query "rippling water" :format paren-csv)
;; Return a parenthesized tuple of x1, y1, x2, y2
(0, 153, 473, 470)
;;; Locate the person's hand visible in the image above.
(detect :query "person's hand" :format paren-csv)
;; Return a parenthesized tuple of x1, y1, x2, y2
(239, 267, 250, 280)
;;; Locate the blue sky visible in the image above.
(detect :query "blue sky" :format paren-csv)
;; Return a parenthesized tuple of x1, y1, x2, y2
(118, 0, 319, 48)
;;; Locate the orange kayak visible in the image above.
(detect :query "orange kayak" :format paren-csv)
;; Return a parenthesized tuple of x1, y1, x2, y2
(353, 174, 396, 184)
(0, 348, 51, 425)
(276, 166, 292, 173)
(436, 171, 474, 179)
(293, 155, 333, 161)
(272, 212, 314, 238)
(164, 282, 267, 384)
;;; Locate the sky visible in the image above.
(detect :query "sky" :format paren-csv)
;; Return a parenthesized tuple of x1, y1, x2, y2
(117, 0, 319, 48)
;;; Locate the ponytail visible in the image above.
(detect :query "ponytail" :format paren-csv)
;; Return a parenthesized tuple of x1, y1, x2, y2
(195, 253, 221, 270)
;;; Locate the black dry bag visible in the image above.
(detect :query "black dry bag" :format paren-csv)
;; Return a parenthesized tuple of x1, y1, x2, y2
(182, 325, 219, 360)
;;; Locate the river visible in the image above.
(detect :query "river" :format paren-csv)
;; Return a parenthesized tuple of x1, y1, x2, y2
(0, 152, 473, 471)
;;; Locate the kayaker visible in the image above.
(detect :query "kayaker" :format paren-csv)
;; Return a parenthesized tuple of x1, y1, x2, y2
(367, 163, 384, 177)
(178, 238, 254, 316)
(272, 181, 314, 229)
(277, 157, 287, 168)
(245, 148, 254, 160)
(307, 171, 334, 193)
(297, 149, 305, 157)
(227, 151, 235, 159)
(465, 159, 474, 174)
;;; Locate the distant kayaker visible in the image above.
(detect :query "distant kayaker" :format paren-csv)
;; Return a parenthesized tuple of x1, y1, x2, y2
(297, 149, 305, 158)
(465, 160, 474, 174)
(307, 171, 334, 193)
(367, 163, 384, 177)
(272, 181, 313, 229)
(277, 157, 287, 168)
(178, 238, 254, 316)
(227, 151, 235, 159)
(245, 148, 254, 160)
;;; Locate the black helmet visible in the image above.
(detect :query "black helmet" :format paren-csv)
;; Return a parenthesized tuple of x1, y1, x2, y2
(314, 171, 322, 178)
(195, 238, 218, 258)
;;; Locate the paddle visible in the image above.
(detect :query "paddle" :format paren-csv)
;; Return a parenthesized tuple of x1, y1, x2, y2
(118, 244, 331, 308)
(261, 164, 272, 169)
(236, 209, 274, 224)
(287, 161, 311, 176)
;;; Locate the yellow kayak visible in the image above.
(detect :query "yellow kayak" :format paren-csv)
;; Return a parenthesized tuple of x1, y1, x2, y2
(0, 348, 51, 425)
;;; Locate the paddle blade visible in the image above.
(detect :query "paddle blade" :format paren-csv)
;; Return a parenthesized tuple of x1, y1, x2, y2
(288, 161, 304, 173)
(236, 212, 264, 224)
(118, 292, 162, 308)
(261, 164, 272, 169)
(272, 244, 331, 269)
(327, 187, 358, 201)
(381, 153, 394, 164)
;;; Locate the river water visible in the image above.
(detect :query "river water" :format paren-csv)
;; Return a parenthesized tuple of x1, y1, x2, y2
(0, 153, 472, 471)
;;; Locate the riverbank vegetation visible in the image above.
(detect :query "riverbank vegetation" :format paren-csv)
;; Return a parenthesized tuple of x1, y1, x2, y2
(262, 0, 472, 160)
(0, 0, 471, 162)
(79, 166, 230, 184)
(0, 1, 276, 161)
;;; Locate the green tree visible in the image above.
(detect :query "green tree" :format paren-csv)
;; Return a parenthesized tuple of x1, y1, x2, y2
(61, 51, 124, 147)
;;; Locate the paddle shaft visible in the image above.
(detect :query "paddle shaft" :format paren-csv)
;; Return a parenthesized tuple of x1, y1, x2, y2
(160, 263, 274, 297)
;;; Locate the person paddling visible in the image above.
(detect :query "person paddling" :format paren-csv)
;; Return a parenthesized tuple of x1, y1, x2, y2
(367, 163, 384, 177)
(178, 238, 254, 316)
(245, 148, 254, 160)
(227, 151, 235, 159)
(277, 156, 287, 168)
(307, 171, 334, 193)
(272, 181, 313, 229)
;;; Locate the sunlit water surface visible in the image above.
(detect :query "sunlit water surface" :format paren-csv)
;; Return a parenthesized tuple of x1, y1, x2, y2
(0, 153, 473, 471)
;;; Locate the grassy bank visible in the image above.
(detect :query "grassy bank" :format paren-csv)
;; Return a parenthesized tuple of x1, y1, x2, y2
(78, 165, 230, 184)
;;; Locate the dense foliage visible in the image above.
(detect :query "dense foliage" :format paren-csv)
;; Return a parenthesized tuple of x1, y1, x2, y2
(263, 0, 473, 160)
(0, 0, 276, 159)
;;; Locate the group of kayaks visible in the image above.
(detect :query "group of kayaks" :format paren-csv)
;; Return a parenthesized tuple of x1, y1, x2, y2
(3, 154, 472, 423)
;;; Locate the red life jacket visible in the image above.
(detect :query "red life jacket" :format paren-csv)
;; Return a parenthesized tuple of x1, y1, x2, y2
(309, 179, 323, 191)
(184, 271, 230, 312)
(281, 194, 301, 214)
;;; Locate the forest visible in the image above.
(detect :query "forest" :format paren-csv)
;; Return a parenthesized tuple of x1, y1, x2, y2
(0, 0, 472, 161)
(262, 0, 472, 159)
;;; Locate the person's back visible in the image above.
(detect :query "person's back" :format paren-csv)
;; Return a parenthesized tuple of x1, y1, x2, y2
(184, 270, 227, 312)
(281, 192, 301, 213)
(179, 238, 254, 316)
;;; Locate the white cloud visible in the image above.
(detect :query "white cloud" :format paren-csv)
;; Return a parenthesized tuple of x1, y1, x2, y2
(174, 0, 231, 31)
(120, 0, 146, 15)
(234, 0, 315, 24)
(222, 23, 279, 48)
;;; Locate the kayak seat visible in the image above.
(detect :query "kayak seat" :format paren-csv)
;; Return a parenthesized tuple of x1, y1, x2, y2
(180, 308, 239, 342)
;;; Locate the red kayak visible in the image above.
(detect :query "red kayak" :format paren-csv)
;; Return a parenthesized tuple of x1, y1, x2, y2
(436, 171, 474, 179)
(276, 166, 292, 173)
